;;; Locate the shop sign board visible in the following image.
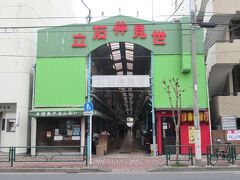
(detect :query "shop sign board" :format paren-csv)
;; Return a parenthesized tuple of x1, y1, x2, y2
(35, 111, 80, 117)
(227, 130, 240, 141)
(72, 21, 166, 48)
(188, 126, 195, 144)
(221, 116, 237, 130)
(92, 75, 150, 88)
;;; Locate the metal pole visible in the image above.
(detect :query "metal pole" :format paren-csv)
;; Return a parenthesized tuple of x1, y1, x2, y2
(80, 0, 91, 23)
(190, 0, 202, 165)
(151, 0, 154, 22)
(151, 52, 157, 156)
(146, 111, 148, 130)
(87, 53, 92, 165)
(205, 73, 213, 147)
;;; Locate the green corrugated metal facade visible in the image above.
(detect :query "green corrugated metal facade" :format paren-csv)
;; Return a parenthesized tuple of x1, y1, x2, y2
(34, 15, 208, 110)
(153, 55, 208, 109)
(34, 57, 86, 107)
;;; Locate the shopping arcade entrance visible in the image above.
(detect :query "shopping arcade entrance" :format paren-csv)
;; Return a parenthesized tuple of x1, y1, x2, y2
(30, 15, 209, 161)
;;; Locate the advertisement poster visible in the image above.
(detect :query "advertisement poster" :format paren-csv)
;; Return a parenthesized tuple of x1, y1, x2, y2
(188, 126, 195, 144)
(227, 130, 240, 141)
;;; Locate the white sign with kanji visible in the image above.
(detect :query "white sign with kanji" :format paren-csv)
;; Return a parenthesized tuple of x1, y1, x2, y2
(92, 75, 150, 88)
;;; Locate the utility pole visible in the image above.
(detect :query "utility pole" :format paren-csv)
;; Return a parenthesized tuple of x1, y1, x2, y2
(87, 54, 92, 165)
(80, 0, 92, 165)
(190, 0, 202, 165)
(151, 52, 157, 157)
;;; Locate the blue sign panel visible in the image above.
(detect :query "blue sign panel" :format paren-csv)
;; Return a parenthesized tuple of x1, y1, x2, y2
(84, 102, 93, 112)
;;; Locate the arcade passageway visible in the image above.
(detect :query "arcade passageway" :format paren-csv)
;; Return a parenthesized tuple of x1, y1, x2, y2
(90, 42, 153, 155)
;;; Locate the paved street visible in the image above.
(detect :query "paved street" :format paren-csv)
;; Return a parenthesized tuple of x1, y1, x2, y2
(0, 171, 240, 180)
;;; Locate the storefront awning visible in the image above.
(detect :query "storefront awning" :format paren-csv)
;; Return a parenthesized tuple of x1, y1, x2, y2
(29, 108, 115, 120)
(29, 108, 84, 117)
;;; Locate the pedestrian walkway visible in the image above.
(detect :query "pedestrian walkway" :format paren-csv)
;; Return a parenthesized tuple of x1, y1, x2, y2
(108, 130, 144, 154)
(0, 131, 240, 171)
(92, 154, 162, 172)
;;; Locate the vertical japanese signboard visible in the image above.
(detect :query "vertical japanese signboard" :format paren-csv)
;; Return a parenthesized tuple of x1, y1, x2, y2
(188, 126, 195, 144)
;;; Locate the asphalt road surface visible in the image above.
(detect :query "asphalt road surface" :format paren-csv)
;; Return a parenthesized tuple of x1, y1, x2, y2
(0, 171, 240, 180)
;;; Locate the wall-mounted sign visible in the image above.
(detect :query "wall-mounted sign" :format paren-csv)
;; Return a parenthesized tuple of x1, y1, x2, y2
(92, 75, 150, 88)
(72, 21, 166, 48)
(83, 111, 93, 116)
(163, 123, 168, 130)
(221, 116, 236, 130)
(35, 111, 81, 117)
(188, 126, 195, 144)
(0, 103, 16, 112)
(227, 130, 240, 141)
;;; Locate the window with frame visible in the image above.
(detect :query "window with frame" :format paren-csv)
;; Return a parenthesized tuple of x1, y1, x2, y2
(229, 20, 240, 40)
(237, 118, 240, 130)
(232, 65, 240, 93)
(7, 119, 16, 132)
(2, 119, 5, 131)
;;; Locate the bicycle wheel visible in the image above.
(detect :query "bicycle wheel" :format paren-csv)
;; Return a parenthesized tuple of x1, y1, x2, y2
(210, 154, 218, 166)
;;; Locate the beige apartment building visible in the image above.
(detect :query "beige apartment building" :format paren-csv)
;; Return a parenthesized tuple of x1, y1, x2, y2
(204, 0, 240, 131)
(172, 0, 240, 133)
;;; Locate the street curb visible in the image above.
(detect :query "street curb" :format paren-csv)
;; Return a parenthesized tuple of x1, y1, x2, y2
(0, 168, 110, 173)
(148, 165, 240, 172)
(0, 166, 239, 173)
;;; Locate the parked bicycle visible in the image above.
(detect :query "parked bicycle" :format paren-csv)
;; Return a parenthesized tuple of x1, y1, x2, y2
(209, 138, 235, 165)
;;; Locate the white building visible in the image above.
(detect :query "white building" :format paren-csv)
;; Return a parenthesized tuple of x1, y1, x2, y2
(0, 0, 83, 152)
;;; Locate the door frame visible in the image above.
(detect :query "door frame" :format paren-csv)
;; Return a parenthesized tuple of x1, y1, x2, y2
(156, 111, 178, 155)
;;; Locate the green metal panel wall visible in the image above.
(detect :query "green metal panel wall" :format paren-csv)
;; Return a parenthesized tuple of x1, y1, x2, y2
(34, 57, 86, 107)
(153, 54, 208, 109)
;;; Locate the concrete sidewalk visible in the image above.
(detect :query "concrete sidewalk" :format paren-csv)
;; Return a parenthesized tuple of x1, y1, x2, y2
(0, 153, 239, 173)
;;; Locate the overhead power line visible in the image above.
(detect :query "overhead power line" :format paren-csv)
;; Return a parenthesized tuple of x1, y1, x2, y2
(165, 0, 185, 21)
(1, 50, 240, 59)
(0, 11, 235, 20)
(0, 20, 234, 30)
